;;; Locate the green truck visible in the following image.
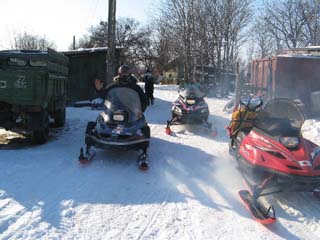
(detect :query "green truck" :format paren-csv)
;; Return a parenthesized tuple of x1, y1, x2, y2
(0, 48, 68, 144)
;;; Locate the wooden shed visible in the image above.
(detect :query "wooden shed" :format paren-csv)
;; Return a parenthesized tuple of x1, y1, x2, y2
(62, 47, 123, 102)
(250, 53, 320, 114)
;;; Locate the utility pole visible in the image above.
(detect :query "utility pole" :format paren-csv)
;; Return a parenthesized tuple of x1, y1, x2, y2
(73, 35, 76, 50)
(106, 0, 116, 85)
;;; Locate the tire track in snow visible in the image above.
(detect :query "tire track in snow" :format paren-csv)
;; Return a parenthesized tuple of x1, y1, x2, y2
(135, 192, 169, 240)
(173, 201, 196, 240)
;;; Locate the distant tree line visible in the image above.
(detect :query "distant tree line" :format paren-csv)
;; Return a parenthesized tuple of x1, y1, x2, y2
(8, 0, 320, 78)
(75, 0, 252, 82)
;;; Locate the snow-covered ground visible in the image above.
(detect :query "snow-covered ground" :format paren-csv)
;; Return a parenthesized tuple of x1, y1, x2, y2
(1, 85, 320, 240)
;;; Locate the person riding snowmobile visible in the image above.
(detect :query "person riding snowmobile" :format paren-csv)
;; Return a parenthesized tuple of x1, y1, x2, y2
(79, 65, 151, 170)
(95, 65, 148, 112)
(229, 104, 256, 133)
(228, 95, 262, 142)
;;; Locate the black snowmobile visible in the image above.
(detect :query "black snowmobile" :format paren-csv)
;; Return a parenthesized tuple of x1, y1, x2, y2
(165, 83, 214, 135)
(78, 87, 151, 170)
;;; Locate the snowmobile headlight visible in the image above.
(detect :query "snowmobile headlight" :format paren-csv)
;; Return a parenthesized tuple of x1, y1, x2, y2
(186, 99, 196, 105)
(100, 112, 109, 122)
(113, 114, 125, 122)
(174, 106, 182, 113)
(201, 108, 208, 113)
(280, 137, 299, 149)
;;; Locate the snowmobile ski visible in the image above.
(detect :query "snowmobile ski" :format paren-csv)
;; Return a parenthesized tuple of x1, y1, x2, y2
(209, 126, 218, 138)
(165, 125, 172, 135)
(138, 153, 149, 171)
(239, 190, 276, 224)
(79, 147, 95, 164)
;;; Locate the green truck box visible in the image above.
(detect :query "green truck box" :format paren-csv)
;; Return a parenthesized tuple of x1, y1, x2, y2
(0, 48, 68, 144)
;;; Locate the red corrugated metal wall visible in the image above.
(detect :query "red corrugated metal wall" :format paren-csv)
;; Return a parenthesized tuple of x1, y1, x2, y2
(250, 55, 320, 113)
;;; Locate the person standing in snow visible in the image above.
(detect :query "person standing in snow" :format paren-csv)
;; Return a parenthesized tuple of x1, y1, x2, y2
(143, 69, 154, 105)
(94, 65, 148, 112)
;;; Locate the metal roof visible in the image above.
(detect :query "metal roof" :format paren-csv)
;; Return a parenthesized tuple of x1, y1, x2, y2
(62, 46, 123, 56)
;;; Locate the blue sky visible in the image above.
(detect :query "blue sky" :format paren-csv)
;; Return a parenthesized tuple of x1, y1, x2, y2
(0, 0, 159, 51)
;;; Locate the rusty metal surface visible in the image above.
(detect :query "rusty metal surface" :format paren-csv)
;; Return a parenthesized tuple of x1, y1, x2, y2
(250, 55, 320, 114)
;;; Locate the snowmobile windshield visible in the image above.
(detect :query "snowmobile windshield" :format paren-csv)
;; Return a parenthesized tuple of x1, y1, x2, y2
(104, 87, 143, 122)
(180, 84, 205, 99)
(254, 98, 305, 137)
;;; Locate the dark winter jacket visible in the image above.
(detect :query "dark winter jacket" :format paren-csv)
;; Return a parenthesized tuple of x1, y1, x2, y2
(113, 75, 138, 85)
(144, 74, 154, 96)
(96, 75, 148, 112)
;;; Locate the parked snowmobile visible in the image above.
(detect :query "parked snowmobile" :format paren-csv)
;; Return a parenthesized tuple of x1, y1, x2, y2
(78, 87, 151, 170)
(165, 83, 213, 135)
(229, 97, 320, 224)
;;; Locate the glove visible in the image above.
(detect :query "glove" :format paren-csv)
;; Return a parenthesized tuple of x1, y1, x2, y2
(91, 98, 104, 106)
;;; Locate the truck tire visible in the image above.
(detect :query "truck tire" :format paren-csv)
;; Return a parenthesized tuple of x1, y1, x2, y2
(52, 108, 66, 127)
(33, 111, 49, 144)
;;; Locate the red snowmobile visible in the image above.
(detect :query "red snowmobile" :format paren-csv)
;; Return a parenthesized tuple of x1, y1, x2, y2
(229, 97, 320, 224)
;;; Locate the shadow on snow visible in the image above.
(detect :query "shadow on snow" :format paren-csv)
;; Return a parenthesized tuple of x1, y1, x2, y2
(0, 135, 248, 231)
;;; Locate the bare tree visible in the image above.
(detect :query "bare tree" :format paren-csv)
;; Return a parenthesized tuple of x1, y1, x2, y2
(157, 0, 194, 82)
(152, 24, 178, 73)
(263, 0, 307, 49)
(76, 17, 153, 67)
(12, 31, 56, 50)
(155, 0, 252, 82)
(251, 19, 277, 58)
(247, 0, 320, 60)
(301, 0, 320, 45)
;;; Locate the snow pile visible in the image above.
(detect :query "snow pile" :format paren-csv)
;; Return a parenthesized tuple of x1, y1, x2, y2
(302, 119, 320, 145)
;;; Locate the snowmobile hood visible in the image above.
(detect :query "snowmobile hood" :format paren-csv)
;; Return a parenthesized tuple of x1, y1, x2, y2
(239, 129, 320, 177)
(175, 97, 208, 112)
(96, 117, 146, 137)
